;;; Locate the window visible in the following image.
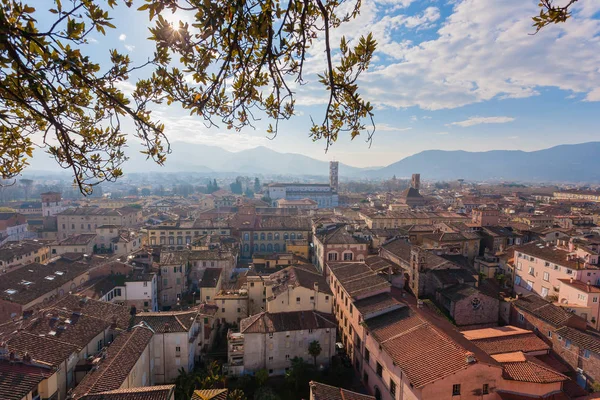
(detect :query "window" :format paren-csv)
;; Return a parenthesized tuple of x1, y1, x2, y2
(584, 349, 591, 359)
(390, 380, 396, 396)
(328, 252, 338, 261)
(515, 276, 521, 286)
(97, 339, 103, 351)
(452, 384, 461, 396)
(325, 295, 329, 302)
(578, 294, 587, 301)
(376, 362, 382, 377)
(518, 312, 524, 322)
(594, 297, 598, 303)
(143, 281, 148, 287)
(296, 297, 301, 304)
(285, 354, 290, 360)
(548, 331, 552, 338)
(528, 267, 535, 276)
(567, 269, 573, 275)
(269, 356, 273, 361)
(543, 272, 550, 281)
(363, 372, 369, 384)
(364, 348, 370, 362)
(343, 252, 353, 261)
(260, 233, 266, 240)
(526, 280, 534, 291)
(545, 261, 550, 267)
(221, 308, 225, 312)
(176, 346, 181, 352)
(482, 384, 489, 395)
(565, 339, 571, 349)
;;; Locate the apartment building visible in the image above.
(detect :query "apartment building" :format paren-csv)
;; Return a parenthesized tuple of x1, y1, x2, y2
(215, 290, 249, 324)
(235, 214, 311, 258)
(514, 241, 600, 299)
(0, 354, 59, 400)
(70, 323, 155, 399)
(230, 310, 336, 376)
(312, 225, 369, 274)
(0, 211, 29, 243)
(0, 240, 50, 272)
(135, 308, 210, 383)
(553, 190, 600, 203)
(147, 219, 232, 248)
(50, 233, 97, 255)
(327, 260, 504, 400)
(157, 252, 190, 309)
(359, 210, 467, 230)
(56, 206, 143, 238)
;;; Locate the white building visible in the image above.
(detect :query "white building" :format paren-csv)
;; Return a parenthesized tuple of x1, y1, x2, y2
(229, 310, 336, 376)
(41, 192, 68, 217)
(267, 183, 338, 208)
(134, 308, 216, 383)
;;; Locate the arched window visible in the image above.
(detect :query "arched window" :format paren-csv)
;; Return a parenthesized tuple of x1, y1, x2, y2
(290, 233, 296, 240)
(284, 233, 289, 240)
(260, 233, 266, 240)
(254, 244, 259, 252)
(260, 244, 266, 252)
(297, 233, 303, 239)
(374, 388, 381, 400)
(253, 233, 258, 240)
(274, 244, 280, 252)
(267, 244, 273, 252)
(274, 233, 280, 240)
(244, 233, 249, 241)
(244, 244, 250, 252)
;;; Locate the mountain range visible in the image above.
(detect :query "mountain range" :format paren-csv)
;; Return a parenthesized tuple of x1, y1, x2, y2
(26, 141, 600, 183)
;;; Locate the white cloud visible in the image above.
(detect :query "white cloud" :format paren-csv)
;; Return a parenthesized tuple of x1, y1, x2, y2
(328, 0, 600, 110)
(377, 123, 412, 132)
(124, 44, 135, 52)
(88, 37, 98, 44)
(449, 116, 515, 127)
(119, 34, 126, 41)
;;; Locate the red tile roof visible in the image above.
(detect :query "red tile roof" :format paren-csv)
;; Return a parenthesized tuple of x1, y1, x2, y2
(502, 356, 567, 384)
(471, 332, 550, 355)
(309, 381, 375, 400)
(0, 359, 54, 400)
(240, 311, 336, 334)
(365, 307, 499, 388)
(71, 324, 154, 399)
(80, 385, 175, 400)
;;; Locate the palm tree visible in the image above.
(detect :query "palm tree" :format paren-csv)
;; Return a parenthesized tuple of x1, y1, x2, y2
(308, 340, 322, 367)
(228, 389, 247, 400)
(199, 360, 225, 389)
(174, 367, 196, 400)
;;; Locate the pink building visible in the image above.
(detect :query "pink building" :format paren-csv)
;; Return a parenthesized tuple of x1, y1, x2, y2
(472, 207, 500, 227)
(514, 241, 600, 299)
(556, 278, 600, 330)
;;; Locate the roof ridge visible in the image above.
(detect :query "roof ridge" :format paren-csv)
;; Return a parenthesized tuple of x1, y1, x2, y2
(379, 318, 428, 344)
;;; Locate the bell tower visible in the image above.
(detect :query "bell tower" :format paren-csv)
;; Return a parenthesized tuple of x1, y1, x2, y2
(411, 173, 421, 191)
(329, 161, 339, 192)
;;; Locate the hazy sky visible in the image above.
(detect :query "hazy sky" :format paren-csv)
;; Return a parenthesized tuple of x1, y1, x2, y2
(28, 0, 600, 168)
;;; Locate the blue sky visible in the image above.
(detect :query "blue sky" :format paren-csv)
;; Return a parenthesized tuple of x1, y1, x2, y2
(29, 0, 600, 168)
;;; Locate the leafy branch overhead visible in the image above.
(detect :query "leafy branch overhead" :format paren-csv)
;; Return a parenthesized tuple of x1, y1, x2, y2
(0, 0, 376, 194)
(532, 0, 579, 33)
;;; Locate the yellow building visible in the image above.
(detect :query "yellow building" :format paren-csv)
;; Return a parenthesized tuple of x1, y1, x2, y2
(286, 239, 310, 259)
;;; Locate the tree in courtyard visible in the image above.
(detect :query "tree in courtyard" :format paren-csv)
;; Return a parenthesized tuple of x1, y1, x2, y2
(0, 0, 376, 194)
(228, 389, 247, 400)
(308, 340, 322, 367)
(174, 367, 197, 400)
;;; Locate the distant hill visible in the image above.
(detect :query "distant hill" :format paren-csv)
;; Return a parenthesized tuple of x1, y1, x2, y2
(25, 141, 600, 183)
(369, 142, 600, 182)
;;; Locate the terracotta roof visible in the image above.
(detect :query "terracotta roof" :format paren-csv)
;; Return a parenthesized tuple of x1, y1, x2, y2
(328, 262, 390, 299)
(557, 278, 600, 293)
(515, 241, 596, 270)
(134, 310, 198, 333)
(365, 307, 498, 388)
(80, 385, 175, 400)
(316, 226, 367, 245)
(56, 233, 97, 246)
(240, 311, 336, 334)
(353, 292, 404, 317)
(502, 356, 567, 384)
(269, 265, 332, 297)
(554, 326, 600, 354)
(0, 259, 91, 305)
(53, 294, 132, 330)
(199, 268, 222, 288)
(72, 324, 154, 399)
(0, 359, 54, 400)
(513, 294, 576, 327)
(309, 381, 375, 400)
(4, 331, 79, 367)
(191, 389, 228, 400)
